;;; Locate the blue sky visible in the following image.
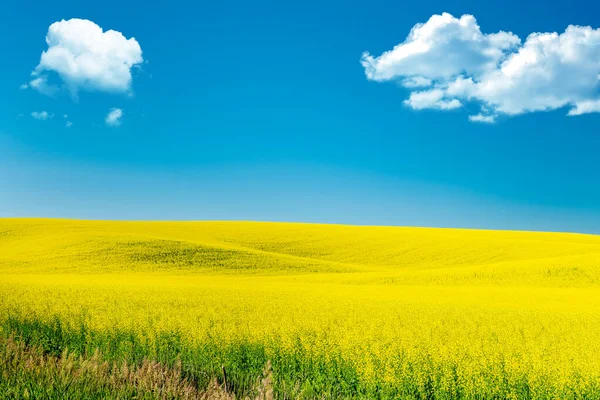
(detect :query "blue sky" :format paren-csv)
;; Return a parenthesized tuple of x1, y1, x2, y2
(2, 0, 600, 233)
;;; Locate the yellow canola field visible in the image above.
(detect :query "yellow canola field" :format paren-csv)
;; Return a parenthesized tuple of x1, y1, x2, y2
(1, 218, 600, 397)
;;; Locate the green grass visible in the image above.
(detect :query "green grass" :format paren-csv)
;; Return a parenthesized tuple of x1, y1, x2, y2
(0, 316, 366, 399)
(2, 315, 592, 399)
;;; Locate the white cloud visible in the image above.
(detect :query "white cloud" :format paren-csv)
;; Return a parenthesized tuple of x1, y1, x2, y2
(27, 19, 143, 96)
(361, 13, 520, 82)
(362, 13, 600, 122)
(404, 89, 462, 110)
(468, 114, 496, 123)
(105, 108, 123, 126)
(65, 121, 73, 128)
(567, 99, 600, 116)
(27, 76, 59, 96)
(31, 111, 53, 120)
(401, 76, 433, 88)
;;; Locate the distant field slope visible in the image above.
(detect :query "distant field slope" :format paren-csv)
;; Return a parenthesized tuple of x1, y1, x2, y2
(1, 218, 600, 398)
(1, 218, 600, 285)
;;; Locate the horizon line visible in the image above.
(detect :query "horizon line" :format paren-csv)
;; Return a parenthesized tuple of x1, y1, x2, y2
(3, 216, 598, 237)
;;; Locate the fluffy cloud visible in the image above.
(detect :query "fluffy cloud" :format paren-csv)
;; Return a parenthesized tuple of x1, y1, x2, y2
(404, 89, 462, 110)
(401, 76, 433, 88)
(567, 99, 600, 116)
(105, 108, 123, 126)
(31, 111, 53, 120)
(362, 13, 600, 122)
(468, 114, 496, 123)
(362, 14, 520, 82)
(27, 19, 143, 96)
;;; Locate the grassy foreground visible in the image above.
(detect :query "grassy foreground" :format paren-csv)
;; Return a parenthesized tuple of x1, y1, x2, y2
(1, 218, 600, 398)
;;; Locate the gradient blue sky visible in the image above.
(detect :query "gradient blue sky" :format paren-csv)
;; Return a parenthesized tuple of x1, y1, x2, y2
(2, 0, 600, 233)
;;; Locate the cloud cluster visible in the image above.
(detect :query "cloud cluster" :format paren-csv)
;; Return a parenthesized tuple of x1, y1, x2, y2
(31, 111, 53, 120)
(63, 114, 73, 127)
(26, 19, 143, 96)
(105, 108, 123, 126)
(361, 13, 600, 121)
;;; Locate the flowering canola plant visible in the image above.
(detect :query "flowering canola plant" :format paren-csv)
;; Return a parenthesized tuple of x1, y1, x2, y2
(1, 218, 600, 398)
